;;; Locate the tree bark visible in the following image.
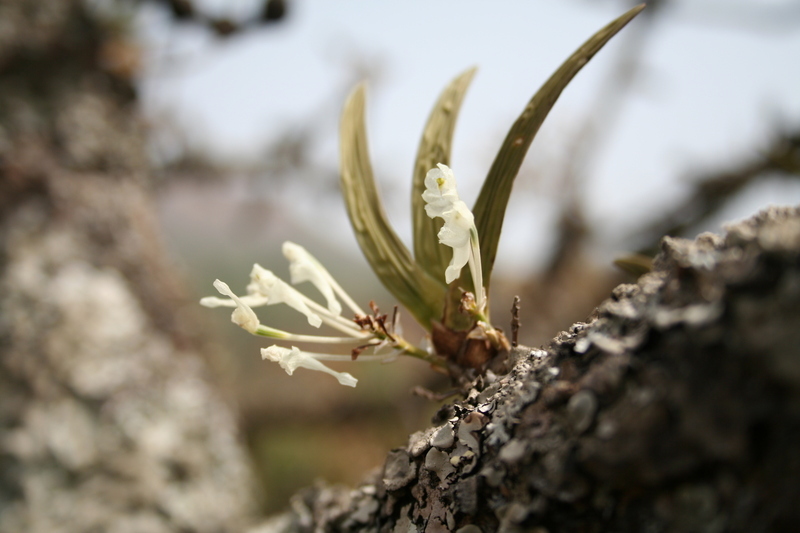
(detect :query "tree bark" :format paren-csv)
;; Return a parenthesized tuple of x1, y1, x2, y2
(0, 1, 257, 531)
(261, 205, 800, 533)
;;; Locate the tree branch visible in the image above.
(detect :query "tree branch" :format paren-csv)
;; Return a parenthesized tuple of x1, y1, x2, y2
(258, 205, 800, 532)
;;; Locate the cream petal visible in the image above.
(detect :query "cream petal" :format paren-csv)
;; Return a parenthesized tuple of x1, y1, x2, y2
(422, 164, 485, 309)
(200, 294, 270, 308)
(282, 242, 342, 316)
(445, 243, 471, 283)
(261, 346, 358, 387)
(248, 264, 323, 328)
(212, 279, 260, 333)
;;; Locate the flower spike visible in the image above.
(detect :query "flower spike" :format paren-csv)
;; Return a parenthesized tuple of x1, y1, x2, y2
(261, 345, 358, 387)
(202, 243, 445, 388)
(422, 164, 485, 310)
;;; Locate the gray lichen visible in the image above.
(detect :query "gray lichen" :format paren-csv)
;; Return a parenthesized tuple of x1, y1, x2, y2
(0, 3, 257, 529)
(256, 205, 800, 533)
(0, 203, 257, 533)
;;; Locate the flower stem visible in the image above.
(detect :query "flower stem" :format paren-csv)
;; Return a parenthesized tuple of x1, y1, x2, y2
(299, 294, 371, 338)
(254, 325, 368, 344)
(393, 336, 447, 368)
(468, 227, 486, 314)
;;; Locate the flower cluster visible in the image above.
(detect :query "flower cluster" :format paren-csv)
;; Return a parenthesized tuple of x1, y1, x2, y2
(422, 164, 486, 313)
(201, 242, 435, 387)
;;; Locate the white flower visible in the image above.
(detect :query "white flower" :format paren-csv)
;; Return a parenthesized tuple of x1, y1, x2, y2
(202, 264, 366, 336)
(422, 163, 460, 219)
(210, 279, 260, 333)
(283, 242, 342, 315)
(422, 164, 485, 309)
(199, 294, 269, 308)
(201, 244, 443, 387)
(436, 201, 476, 283)
(247, 264, 323, 328)
(282, 241, 366, 317)
(261, 345, 358, 387)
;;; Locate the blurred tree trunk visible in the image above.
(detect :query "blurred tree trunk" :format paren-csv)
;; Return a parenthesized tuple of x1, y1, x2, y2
(0, 2, 256, 532)
(263, 207, 800, 532)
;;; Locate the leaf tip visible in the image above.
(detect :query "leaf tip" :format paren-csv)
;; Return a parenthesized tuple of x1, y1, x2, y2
(627, 3, 647, 20)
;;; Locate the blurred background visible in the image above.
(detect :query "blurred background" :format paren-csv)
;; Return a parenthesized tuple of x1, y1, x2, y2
(6, 0, 800, 518)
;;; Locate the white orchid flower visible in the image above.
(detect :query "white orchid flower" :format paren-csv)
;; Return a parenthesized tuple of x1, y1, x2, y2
(283, 242, 342, 315)
(202, 244, 446, 388)
(261, 345, 358, 387)
(201, 270, 372, 344)
(282, 242, 366, 316)
(422, 163, 460, 219)
(199, 293, 269, 308)
(436, 201, 476, 283)
(209, 279, 260, 333)
(247, 264, 323, 328)
(202, 265, 367, 337)
(422, 163, 485, 310)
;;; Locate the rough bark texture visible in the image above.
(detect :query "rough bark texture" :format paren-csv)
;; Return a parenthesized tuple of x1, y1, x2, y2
(260, 205, 800, 533)
(0, 1, 257, 531)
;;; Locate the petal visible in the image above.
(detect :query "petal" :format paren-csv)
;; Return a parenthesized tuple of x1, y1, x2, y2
(438, 222, 470, 249)
(248, 264, 323, 328)
(261, 346, 358, 387)
(261, 344, 287, 363)
(422, 165, 484, 288)
(212, 279, 260, 333)
(437, 202, 473, 249)
(426, 164, 458, 196)
(422, 164, 459, 220)
(200, 296, 232, 308)
(200, 294, 269, 308)
(444, 242, 471, 283)
(423, 201, 448, 219)
(282, 242, 342, 316)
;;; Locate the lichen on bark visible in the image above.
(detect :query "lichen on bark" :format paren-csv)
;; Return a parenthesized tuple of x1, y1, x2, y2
(258, 205, 800, 533)
(0, 1, 258, 531)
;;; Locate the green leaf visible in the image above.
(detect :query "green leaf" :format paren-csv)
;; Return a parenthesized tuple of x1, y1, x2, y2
(472, 3, 646, 289)
(339, 84, 446, 329)
(412, 67, 477, 282)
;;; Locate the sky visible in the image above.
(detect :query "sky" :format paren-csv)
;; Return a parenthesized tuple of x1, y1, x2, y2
(137, 0, 800, 276)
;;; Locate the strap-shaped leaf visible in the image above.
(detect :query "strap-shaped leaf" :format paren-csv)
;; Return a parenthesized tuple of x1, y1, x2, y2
(472, 3, 645, 288)
(340, 84, 446, 329)
(412, 67, 477, 282)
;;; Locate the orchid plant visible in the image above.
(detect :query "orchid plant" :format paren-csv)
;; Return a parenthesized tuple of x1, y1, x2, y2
(201, 242, 440, 387)
(202, 5, 644, 386)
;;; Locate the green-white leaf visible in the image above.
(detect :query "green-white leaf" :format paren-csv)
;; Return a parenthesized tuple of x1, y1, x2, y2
(471, 3, 645, 289)
(339, 84, 446, 329)
(412, 67, 477, 283)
